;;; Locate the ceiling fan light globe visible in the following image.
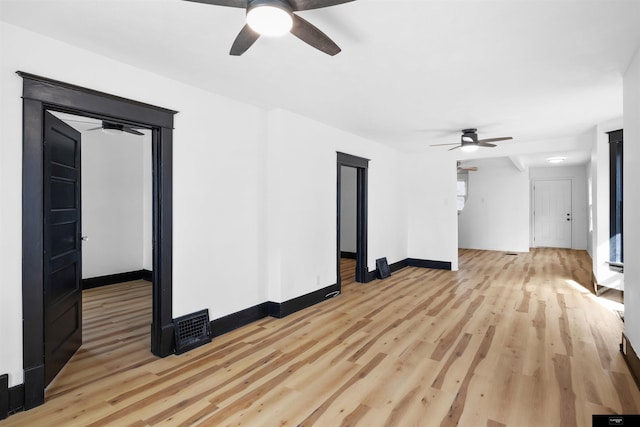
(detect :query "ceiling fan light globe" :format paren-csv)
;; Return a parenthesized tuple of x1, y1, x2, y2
(460, 144, 479, 153)
(247, 4, 293, 37)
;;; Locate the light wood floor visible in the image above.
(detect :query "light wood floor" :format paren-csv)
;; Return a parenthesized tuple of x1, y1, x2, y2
(3, 249, 639, 426)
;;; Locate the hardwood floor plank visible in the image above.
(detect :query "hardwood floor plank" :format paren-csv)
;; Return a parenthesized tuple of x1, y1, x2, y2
(552, 353, 577, 427)
(439, 325, 496, 427)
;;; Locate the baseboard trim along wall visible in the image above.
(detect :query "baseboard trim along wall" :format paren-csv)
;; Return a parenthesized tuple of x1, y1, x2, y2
(82, 269, 152, 289)
(0, 374, 6, 420)
(0, 374, 25, 420)
(622, 333, 640, 390)
(366, 257, 452, 282)
(210, 303, 270, 338)
(207, 283, 341, 338)
(406, 258, 452, 270)
(269, 283, 341, 319)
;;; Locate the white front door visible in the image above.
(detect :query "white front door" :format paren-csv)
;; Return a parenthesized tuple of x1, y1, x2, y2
(533, 179, 572, 248)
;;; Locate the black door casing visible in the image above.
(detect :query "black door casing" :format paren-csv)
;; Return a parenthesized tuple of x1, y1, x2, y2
(20, 71, 175, 410)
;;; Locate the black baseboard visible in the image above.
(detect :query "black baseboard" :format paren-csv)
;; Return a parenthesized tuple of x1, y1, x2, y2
(407, 258, 452, 270)
(1, 375, 32, 420)
(210, 303, 270, 338)
(8, 384, 24, 417)
(0, 374, 7, 420)
(141, 269, 152, 281)
(268, 283, 341, 318)
(23, 364, 43, 410)
(82, 269, 152, 289)
(340, 251, 357, 259)
(206, 283, 341, 338)
(366, 257, 451, 282)
(389, 259, 409, 273)
(622, 333, 640, 391)
(364, 270, 377, 283)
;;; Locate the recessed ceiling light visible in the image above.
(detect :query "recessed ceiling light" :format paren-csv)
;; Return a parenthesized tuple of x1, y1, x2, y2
(547, 157, 566, 164)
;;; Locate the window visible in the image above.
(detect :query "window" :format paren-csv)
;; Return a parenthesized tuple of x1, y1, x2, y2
(608, 129, 623, 264)
(457, 171, 469, 212)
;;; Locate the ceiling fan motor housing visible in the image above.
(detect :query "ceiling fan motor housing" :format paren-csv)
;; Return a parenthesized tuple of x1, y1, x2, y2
(461, 128, 478, 145)
(247, 0, 293, 14)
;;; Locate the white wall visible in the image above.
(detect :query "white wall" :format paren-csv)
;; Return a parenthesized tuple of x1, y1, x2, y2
(623, 46, 640, 352)
(589, 118, 624, 291)
(406, 154, 459, 270)
(530, 165, 588, 250)
(340, 166, 357, 253)
(265, 109, 409, 302)
(458, 157, 530, 253)
(79, 125, 151, 278)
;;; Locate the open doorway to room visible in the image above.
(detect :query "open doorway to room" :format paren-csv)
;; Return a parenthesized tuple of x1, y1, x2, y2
(336, 152, 369, 287)
(42, 111, 155, 396)
(19, 72, 175, 409)
(339, 165, 357, 283)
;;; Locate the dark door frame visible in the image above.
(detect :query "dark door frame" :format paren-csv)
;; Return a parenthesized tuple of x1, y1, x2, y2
(336, 152, 369, 285)
(18, 72, 176, 409)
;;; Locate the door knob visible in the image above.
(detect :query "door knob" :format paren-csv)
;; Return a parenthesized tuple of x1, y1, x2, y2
(81, 236, 89, 241)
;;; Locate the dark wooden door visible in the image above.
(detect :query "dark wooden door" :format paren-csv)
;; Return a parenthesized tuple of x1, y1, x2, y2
(43, 111, 83, 386)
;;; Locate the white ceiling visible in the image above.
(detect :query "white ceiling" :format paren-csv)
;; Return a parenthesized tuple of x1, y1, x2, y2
(2, 0, 639, 166)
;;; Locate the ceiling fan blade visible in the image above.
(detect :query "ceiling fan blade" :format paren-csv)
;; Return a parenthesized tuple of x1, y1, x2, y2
(430, 143, 460, 147)
(448, 145, 462, 151)
(86, 126, 102, 131)
(123, 127, 145, 136)
(182, 0, 246, 8)
(289, 0, 355, 11)
(290, 14, 341, 56)
(230, 24, 260, 56)
(477, 137, 513, 143)
(477, 142, 497, 148)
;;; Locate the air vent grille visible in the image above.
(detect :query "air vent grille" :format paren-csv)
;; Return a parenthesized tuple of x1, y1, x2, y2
(173, 309, 212, 355)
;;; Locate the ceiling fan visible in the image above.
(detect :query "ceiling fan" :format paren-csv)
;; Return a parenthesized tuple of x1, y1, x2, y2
(183, 0, 355, 56)
(431, 129, 513, 153)
(86, 121, 145, 136)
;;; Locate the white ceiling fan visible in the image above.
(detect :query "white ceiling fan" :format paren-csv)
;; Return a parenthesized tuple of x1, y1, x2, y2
(431, 128, 513, 153)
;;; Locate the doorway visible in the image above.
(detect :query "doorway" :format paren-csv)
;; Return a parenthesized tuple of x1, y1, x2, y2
(45, 110, 154, 389)
(339, 165, 357, 282)
(19, 72, 175, 409)
(52, 111, 153, 286)
(336, 152, 369, 286)
(533, 179, 573, 248)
